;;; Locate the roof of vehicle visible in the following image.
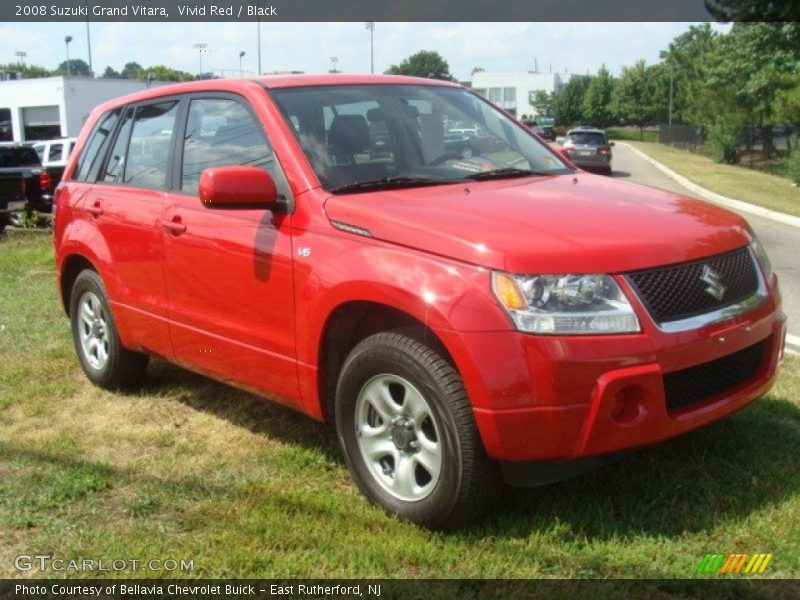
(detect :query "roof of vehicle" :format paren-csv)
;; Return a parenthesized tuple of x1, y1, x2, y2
(89, 74, 462, 119)
(566, 127, 606, 135)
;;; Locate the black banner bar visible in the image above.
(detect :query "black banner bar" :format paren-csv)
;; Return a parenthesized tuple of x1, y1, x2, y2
(3, 579, 800, 600)
(0, 0, 717, 23)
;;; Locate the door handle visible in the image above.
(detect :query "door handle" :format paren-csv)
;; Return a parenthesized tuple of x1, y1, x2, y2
(87, 201, 103, 217)
(160, 216, 187, 235)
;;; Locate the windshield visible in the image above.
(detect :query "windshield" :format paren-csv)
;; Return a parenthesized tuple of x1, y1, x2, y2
(271, 84, 572, 193)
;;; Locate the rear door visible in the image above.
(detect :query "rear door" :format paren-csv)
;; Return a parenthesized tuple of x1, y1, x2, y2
(81, 99, 181, 358)
(162, 93, 301, 406)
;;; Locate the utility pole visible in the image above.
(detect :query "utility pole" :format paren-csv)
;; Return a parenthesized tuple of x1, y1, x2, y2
(64, 35, 73, 78)
(193, 42, 208, 77)
(365, 22, 375, 74)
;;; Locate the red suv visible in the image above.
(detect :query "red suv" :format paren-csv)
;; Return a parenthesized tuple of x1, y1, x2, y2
(54, 75, 786, 529)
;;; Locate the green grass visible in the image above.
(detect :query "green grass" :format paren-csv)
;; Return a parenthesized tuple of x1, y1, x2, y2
(628, 141, 800, 218)
(1, 233, 800, 580)
(607, 128, 659, 143)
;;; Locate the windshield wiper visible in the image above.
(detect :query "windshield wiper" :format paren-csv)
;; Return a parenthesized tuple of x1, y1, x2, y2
(330, 176, 450, 194)
(462, 168, 551, 181)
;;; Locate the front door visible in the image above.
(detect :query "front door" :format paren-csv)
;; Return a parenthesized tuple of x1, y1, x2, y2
(162, 95, 300, 406)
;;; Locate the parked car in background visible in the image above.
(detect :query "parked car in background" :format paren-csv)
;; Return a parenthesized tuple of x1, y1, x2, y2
(0, 144, 52, 232)
(54, 75, 784, 529)
(443, 130, 505, 159)
(534, 125, 557, 142)
(562, 127, 614, 174)
(33, 138, 77, 193)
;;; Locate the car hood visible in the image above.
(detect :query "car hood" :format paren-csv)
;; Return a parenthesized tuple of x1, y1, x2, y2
(323, 173, 753, 274)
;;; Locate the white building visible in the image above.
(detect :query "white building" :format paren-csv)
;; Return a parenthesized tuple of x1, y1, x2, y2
(0, 76, 167, 143)
(471, 71, 570, 119)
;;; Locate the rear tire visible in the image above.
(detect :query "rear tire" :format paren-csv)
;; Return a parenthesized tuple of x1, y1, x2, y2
(69, 270, 149, 389)
(335, 330, 500, 530)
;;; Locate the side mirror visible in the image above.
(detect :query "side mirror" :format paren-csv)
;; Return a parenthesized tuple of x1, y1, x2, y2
(199, 165, 278, 208)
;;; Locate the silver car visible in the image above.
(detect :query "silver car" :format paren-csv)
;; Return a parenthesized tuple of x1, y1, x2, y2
(563, 127, 614, 174)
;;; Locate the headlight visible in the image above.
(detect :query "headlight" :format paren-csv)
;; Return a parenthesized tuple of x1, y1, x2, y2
(750, 235, 773, 282)
(492, 272, 640, 334)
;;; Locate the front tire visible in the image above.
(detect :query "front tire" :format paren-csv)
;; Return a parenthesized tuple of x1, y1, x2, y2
(69, 270, 148, 389)
(335, 330, 500, 529)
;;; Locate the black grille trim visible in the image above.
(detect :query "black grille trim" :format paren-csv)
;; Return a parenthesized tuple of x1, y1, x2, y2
(625, 247, 760, 324)
(663, 337, 769, 412)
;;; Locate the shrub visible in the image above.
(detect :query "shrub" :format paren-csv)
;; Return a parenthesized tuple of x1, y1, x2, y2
(706, 121, 740, 165)
(785, 148, 800, 185)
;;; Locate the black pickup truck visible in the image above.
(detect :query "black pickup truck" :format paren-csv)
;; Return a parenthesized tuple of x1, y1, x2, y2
(0, 145, 52, 233)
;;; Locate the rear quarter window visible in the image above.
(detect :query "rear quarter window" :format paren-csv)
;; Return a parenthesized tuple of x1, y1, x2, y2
(73, 109, 122, 182)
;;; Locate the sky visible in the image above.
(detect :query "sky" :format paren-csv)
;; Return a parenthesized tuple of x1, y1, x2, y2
(0, 22, 730, 81)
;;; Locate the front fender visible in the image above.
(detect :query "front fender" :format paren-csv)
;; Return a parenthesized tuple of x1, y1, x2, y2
(294, 228, 513, 372)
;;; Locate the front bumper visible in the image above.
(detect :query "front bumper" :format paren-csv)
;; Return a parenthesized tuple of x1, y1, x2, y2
(438, 283, 786, 464)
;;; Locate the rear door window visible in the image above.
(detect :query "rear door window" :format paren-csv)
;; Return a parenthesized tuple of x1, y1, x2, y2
(123, 101, 179, 189)
(180, 97, 273, 195)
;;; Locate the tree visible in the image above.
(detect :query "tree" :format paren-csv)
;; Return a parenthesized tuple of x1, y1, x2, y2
(705, 0, 800, 21)
(386, 51, 453, 81)
(530, 90, 555, 120)
(582, 66, 615, 128)
(554, 76, 590, 126)
(120, 61, 143, 79)
(141, 65, 195, 82)
(660, 23, 720, 126)
(56, 58, 91, 77)
(612, 60, 659, 139)
(471, 66, 485, 76)
(0, 62, 52, 78)
(100, 66, 121, 79)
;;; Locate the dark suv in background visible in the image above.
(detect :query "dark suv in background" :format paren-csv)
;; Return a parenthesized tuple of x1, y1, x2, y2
(0, 144, 52, 232)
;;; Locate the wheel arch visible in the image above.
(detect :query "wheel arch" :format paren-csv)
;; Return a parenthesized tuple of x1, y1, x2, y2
(59, 253, 98, 316)
(316, 300, 457, 424)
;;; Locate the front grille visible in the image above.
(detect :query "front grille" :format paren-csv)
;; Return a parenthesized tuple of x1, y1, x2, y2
(663, 337, 769, 412)
(626, 247, 759, 324)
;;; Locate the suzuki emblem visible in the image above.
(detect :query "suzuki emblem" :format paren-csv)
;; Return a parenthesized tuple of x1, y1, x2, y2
(700, 265, 726, 301)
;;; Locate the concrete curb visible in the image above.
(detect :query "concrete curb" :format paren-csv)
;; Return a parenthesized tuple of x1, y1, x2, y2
(618, 142, 800, 230)
(786, 334, 800, 357)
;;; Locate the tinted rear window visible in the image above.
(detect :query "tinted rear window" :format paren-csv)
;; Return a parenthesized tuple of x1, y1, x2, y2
(567, 132, 606, 145)
(0, 146, 41, 168)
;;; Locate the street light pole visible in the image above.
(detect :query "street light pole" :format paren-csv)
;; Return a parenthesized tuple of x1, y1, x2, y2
(85, 1, 93, 76)
(64, 35, 73, 78)
(257, 21, 262, 75)
(193, 42, 208, 78)
(668, 63, 674, 127)
(364, 22, 375, 74)
(330, 56, 339, 73)
(239, 51, 246, 76)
